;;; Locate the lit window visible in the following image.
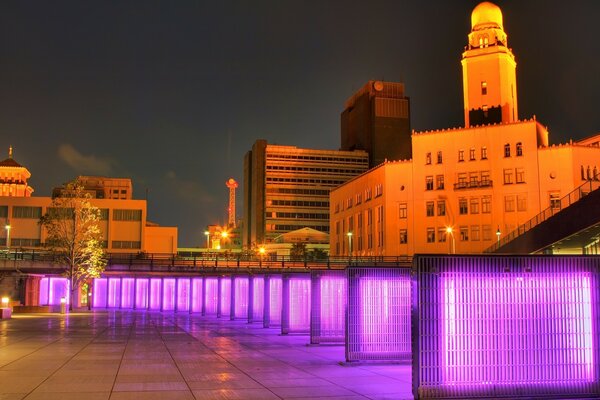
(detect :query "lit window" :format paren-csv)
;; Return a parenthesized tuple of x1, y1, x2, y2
(481, 81, 487, 95)
(549, 192, 561, 210)
(399, 203, 407, 219)
(399, 229, 408, 244)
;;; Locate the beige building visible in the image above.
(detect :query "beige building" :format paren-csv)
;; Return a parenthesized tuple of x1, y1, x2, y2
(0, 154, 177, 254)
(330, 2, 600, 256)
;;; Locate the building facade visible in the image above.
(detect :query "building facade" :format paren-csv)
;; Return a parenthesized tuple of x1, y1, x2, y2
(243, 140, 368, 247)
(341, 80, 411, 167)
(330, 2, 600, 256)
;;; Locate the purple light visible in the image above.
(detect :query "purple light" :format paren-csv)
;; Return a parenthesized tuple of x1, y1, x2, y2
(251, 275, 264, 322)
(107, 278, 121, 308)
(177, 278, 190, 312)
(191, 278, 203, 313)
(93, 278, 107, 308)
(204, 277, 218, 315)
(135, 278, 148, 309)
(283, 275, 311, 334)
(266, 275, 282, 327)
(219, 277, 231, 318)
(311, 272, 346, 344)
(233, 277, 249, 319)
(121, 278, 134, 309)
(442, 273, 594, 386)
(50, 277, 70, 305)
(162, 278, 175, 311)
(39, 277, 49, 305)
(149, 278, 161, 310)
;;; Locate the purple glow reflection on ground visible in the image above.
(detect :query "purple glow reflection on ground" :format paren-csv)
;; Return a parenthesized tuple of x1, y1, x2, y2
(177, 278, 190, 311)
(253, 276, 264, 321)
(442, 273, 595, 386)
(220, 278, 231, 317)
(204, 278, 218, 315)
(149, 278, 161, 310)
(320, 276, 346, 335)
(234, 277, 249, 319)
(121, 278, 134, 309)
(191, 278, 202, 313)
(107, 278, 121, 308)
(93, 278, 107, 308)
(289, 277, 311, 331)
(135, 279, 148, 309)
(269, 277, 282, 325)
(162, 278, 176, 311)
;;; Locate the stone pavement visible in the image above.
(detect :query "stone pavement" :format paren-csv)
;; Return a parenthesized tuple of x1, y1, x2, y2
(0, 311, 412, 399)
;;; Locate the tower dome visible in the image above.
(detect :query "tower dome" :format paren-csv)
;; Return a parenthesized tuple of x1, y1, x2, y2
(471, 1, 503, 31)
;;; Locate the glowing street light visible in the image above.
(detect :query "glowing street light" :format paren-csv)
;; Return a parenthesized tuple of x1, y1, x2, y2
(1, 297, 9, 308)
(496, 226, 501, 246)
(346, 232, 353, 258)
(4, 223, 10, 251)
(258, 246, 266, 267)
(204, 230, 210, 249)
(446, 226, 455, 254)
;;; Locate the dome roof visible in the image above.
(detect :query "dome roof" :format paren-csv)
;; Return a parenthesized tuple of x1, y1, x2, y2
(471, 1, 503, 31)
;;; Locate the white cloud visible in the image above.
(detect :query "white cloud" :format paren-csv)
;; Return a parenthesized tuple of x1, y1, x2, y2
(58, 144, 115, 175)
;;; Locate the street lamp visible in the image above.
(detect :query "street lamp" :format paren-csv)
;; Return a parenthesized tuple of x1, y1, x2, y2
(346, 232, 353, 258)
(446, 226, 455, 254)
(4, 223, 10, 251)
(258, 246, 266, 267)
(204, 230, 210, 249)
(496, 226, 501, 246)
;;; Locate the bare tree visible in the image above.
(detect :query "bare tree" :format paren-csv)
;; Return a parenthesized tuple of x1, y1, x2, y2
(40, 180, 106, 310)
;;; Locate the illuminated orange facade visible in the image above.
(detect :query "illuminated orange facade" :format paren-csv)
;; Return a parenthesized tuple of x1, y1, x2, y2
(0, 147, 34, 197)
(330, 2, 600, 256)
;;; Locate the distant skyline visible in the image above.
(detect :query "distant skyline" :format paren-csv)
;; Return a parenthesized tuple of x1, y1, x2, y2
(2, 1, 599, 246)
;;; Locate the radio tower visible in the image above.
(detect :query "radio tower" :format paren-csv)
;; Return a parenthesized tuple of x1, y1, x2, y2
(226, 178, 238, 228)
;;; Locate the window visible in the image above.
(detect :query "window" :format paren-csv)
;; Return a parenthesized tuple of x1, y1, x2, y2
(470, 198, 479, 214)
(355, 193, 362, 205)
(470, 172, 478, 186)
(376, 206, 383, 223)
(471, 225, 481, 241)
(375, 184, 383, 197)
(503, 168, 513, 184)
(367, 209, 373, 225)
(434, 175, 444, 190)
(504, 195, 515, 212)
(399, 229, 408, 244)
(517, 194, 527, 211)
(12, 206, 42, 219)
(365, 188, 372, 201)
(113, 209, 142, 221)
(549, 192, 561, 210)
(438, 228, 447, 242)
(481, 81, 487, 95)
(481, 171, 491, 185)
(469, 148, 476, 161)
(426, 152, 432, 165)
(515, 168, 525, 183)
(357, 213, 363, 228)
(437, 151, 443, 164)
(437, 200, 446, 216)
(426, 228, 436, 243)
(457, 173, 467, 188)
(481, 147, 488, 160)
(346, 198, 353, 208)
(516, 142, 523, 156)
(482, 196, 492, 213)
(482, 225, 492, 241)
(426, 201, 435, 217)
(399, 203, 407, 219)
(426, 176, 434, 191)
(458, 150, 465, 162)
(459, 198, 468, 215)
(335, 221, 340, 235)
(460, 226, 469, 241)
(504, 143, 511, 157)
(112, 240, 141, 249)
(10, 238, 41, 247)
(99, 209, 109, 220)
(0, 206, 7, 218)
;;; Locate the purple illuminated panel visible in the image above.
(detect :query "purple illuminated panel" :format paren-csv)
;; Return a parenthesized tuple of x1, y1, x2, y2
(149, 278, 162, 310)
(121, 278, 134, 309)
(233, 276, 249, 319)
(346, 267, 411, 362)
(250, 275, 264, 323)
(218, 277, 231, 318)
(282, 274, 311, 334)
(311, 271, 346, 344)
(191, 278, 203, 313)
(413, 255, 600, 399)
(135, 278, 148, 309)
(39, 277, 49, 305)
(204, 277, 218, 315)
(162, 278, 176, 311)
(39, 277, 70, 306)
(177, 278, 190, 312)
(264, 275, 282, 327)
(93, 278, 107, 308)
(107, 278, 121, 308)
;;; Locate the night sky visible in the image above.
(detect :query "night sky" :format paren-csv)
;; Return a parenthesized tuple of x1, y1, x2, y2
(2, 1, 599, 247)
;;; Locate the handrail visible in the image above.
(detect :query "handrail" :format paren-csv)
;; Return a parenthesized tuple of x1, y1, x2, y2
(485, 175, 600, 253)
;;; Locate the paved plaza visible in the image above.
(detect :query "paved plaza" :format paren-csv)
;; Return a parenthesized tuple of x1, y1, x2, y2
(0, 311, 412, 400)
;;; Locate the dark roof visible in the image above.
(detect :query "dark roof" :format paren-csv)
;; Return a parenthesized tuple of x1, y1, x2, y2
(0, 158, 23, 168)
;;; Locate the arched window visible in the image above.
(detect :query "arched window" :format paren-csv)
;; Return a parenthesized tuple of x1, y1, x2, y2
(504, 143, 511, 158)
(516, 142, 523, 156)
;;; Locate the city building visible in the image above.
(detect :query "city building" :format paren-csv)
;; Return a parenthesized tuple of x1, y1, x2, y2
(243, 140, 368, 247)
(330, 1, 600, 256)
(341, 80, 411, 167)
(1, 153, 178, 254)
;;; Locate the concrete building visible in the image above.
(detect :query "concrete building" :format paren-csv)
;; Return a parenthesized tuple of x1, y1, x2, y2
(341, 80, 411, 167)
(330, 1, 600, 256)
(243, 140, 368, 247)
(0, 154, 178, 254)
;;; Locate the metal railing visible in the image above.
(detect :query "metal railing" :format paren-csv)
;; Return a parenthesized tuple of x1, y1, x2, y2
(453, 179, 493, 190)
(485, 176, 600, 253)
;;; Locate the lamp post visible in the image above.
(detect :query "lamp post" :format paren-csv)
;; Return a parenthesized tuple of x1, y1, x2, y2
(496, 226, 501, 246)
(4, 223, 10, 251)
(446, 226, 455, 254)
(258, 246, 265, 268)
(204, 230, 210, 250)
(346, 232, 353, 259)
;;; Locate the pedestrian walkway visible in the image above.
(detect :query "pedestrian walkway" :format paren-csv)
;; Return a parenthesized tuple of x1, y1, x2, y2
(0, 311, 412, 400)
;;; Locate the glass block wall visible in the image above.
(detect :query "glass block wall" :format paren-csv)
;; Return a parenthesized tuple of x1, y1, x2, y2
(311, 270, 346, 344)
(282, 273, 311, 335)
